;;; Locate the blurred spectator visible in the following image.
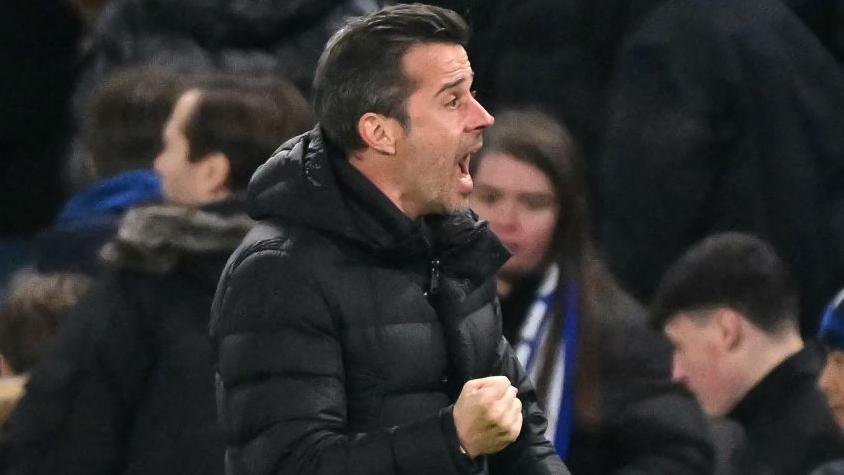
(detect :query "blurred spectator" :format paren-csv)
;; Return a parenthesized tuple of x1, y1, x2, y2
(601, 0, 844, 337)
(0, 272, 91, 425)
(652, 232, 844, 474)
(71, 0, 381, 121)
(469, 110, 713, 474)
(0, 75, 314, 474)
(62, 0, 378, 194)
(32, 66, 187, 276)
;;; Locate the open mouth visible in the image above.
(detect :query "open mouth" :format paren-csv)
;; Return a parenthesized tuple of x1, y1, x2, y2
(457, 153, 473, 193)
(458, 154, 470, 175)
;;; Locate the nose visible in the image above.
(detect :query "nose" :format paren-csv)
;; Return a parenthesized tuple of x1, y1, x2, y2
(153, 152, 165, 176)
(467, 96, 495, 131)
(489, 200, 520, 234)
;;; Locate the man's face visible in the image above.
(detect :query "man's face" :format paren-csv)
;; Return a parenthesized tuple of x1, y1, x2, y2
(664, 312, 739, 416)
(819, 350, 844, 428)
(471, 152, 558, 281)
(153, 90, 207, 205)
(393, 42, 495, 217)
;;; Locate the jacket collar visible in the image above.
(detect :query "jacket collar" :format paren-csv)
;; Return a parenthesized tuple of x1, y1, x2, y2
(247, 126, 510, 278)
(100, 195, 252, 275)
(727, 345, 824, 425)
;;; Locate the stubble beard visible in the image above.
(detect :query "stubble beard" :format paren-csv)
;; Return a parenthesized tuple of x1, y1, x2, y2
(441, 193, 471, 215)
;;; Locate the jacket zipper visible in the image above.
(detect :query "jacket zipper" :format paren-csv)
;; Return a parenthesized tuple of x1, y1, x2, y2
(428, 258, 441, 295)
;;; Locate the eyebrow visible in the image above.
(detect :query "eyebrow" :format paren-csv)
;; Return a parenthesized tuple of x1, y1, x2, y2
(435, 73, 473, 97)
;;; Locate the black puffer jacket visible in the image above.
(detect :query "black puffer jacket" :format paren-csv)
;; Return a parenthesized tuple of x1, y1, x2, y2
(210, 128, 569, 474)
(0, 200, 252, 474)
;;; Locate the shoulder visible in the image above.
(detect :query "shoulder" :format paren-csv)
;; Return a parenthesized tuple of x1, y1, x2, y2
(211, 219, 340, 338)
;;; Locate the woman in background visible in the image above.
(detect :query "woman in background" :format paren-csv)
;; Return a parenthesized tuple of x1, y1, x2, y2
(470, 109, 713, 474)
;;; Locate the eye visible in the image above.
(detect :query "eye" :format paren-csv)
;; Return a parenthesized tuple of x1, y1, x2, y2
(475, 190, 500, 205)
(522, 194, 555, 211)
(445, 95, 459, 109)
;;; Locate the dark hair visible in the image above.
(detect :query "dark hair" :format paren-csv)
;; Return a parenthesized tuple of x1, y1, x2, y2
(651, 232, 800, 332)
(0, 272, 92, 373)
(84, 66, 187, 179)
(313, 3, 469, 152)
(182, 75, 315, 191)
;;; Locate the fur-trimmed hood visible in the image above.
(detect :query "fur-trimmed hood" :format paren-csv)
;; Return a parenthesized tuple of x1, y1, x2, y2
(101, 201, 253, 275)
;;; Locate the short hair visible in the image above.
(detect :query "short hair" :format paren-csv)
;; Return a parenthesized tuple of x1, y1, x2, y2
(651, 232, 800, 333)
(0, 272, 92, 373)
(182, 75, 315, 191)
(470, 109, 587, 272)
(84, 66, 187, 179)
(313, 3, 469, 152)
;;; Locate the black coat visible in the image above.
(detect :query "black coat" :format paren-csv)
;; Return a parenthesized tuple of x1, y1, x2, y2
(0, 201, 252, 474)
(726, 347, 844, 474)
(210, 128, 569, 474)
(600, 0, 844, 335)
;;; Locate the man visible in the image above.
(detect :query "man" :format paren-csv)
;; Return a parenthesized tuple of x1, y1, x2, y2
(0, 75, 314, 474)
(651, 232, 844, 474)
(210, 4, 568, 474)
(31, 66, 184, 277)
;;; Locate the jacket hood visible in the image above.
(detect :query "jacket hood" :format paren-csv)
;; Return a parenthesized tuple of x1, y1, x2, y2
(101, 199, 253, 274)
(248, 126, 511, 273)
(248, 127, 365, 242)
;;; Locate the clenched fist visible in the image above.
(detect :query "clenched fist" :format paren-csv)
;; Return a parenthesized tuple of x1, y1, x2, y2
(453, 376, 523, 459)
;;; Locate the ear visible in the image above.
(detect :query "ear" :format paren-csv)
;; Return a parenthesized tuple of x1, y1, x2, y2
(197, 152, 231, 196)
(714, 307, 743, 351)
(0, 354, 15, 377)
(357, 113, 399, 155)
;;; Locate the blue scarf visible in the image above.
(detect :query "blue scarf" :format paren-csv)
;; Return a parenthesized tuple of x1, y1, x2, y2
(57, 170, 162, 225)
(514, 265, 579, 459)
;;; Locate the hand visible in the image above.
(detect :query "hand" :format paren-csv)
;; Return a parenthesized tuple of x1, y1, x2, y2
(453, 376, 523, 459)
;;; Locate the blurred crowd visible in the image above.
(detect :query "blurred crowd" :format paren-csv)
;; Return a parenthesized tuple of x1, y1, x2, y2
(1, 0, 844, 474)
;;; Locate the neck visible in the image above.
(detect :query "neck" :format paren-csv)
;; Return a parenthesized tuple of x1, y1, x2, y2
(349, 151, 421, 220)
